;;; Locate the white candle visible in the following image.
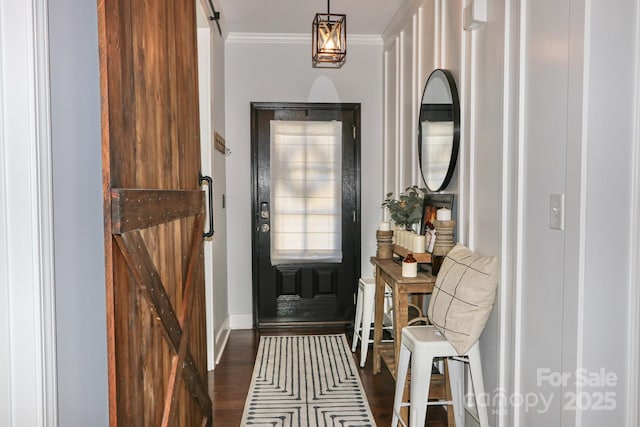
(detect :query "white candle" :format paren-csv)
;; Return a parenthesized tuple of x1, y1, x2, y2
(398, 230, 407, 247)
(393, 228, 402, 245)
(437, 207, 452, 221)
(412, 235, 426, 253)
(405, 231, 415, 248)
(379, 221, 390, 231)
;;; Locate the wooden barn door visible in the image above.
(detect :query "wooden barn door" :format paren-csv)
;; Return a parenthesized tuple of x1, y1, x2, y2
(97, 0, 212, 426)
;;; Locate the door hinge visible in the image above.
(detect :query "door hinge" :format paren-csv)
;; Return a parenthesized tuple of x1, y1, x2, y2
(352, 210, 356, 223)
(352, 124, 357, 139)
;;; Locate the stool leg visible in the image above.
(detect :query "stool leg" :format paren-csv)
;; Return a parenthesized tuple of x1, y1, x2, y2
(447, 357, 465, 427)
(391, 341, 411, 427)
(352, 285, 364, 352)
(359, 286, 374, 367)
(467, 344, 489, 427)
(409, 350, 434, 427)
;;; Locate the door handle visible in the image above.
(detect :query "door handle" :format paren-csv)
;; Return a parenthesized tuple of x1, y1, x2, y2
(199, 173, 214, 238)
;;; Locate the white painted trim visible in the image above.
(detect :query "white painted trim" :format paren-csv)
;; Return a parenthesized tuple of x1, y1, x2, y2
(498, 1, 520, 425)
(411, 13, 419, 184)
(197, 25, 217, 371)
(435, 0, 442, 68)
(458, 6, 469, 244)
(0, 0, 57, 425)
(627, 2, 640, 424)
(439, 0, 446, 67)
(225, 32, 382, 46)
(383, 0, 424, 43)
(467, 23, 477, 250)
(399, 30, 407, 189)
(394, 37, 401, 194)
(417, 6, 425, 105)
(513, 0, 529, 424)
(572, 2, 591, 425)
(382, 49, 390, 211)
(229, 313, 254, 330)
(34, 1, 57, 423)
(0, 53, 12, 427)
(214, 316, 231, 366)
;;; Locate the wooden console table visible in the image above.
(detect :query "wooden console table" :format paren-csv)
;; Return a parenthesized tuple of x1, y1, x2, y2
(370, 256, 436, 377)
(371, 256, 455, 426)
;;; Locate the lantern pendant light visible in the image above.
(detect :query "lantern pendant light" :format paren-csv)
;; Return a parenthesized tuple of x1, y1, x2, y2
(312, 0, 347, 68)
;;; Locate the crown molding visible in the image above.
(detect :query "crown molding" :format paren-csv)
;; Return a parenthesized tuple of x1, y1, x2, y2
(382, 0, 424, 42)
(226, 32, 382, 46)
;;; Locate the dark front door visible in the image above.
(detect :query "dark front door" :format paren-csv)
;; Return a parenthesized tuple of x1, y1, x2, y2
(251, 103, 361, 326)
(98, 1, 212, 425)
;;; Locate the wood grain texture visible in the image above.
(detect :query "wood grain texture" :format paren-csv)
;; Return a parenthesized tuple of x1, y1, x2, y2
(111, 189, 204, 234)
(98, 0, 210, 424)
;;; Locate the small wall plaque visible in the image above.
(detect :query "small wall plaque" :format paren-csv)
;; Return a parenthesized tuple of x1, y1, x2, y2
(214, 132, 226, 154)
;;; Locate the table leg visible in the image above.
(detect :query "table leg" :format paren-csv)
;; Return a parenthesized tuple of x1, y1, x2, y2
(392, 284, 409, 371)
(372, 266, 384, 375)
(392, 285, 410, 423)
(445, 359, 456, 427)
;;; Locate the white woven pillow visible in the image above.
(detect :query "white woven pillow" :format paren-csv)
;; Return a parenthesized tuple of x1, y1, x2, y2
(427, 243, 499, 355)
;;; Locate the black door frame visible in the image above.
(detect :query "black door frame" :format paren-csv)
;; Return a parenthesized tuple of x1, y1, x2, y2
(250, 102, 361, 327)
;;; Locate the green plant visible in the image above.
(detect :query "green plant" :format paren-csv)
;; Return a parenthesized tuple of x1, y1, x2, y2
(381, 185, 428, 229)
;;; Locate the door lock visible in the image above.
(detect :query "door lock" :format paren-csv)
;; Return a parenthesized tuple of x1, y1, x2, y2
(260, 224, 270, 233)
(260, 201, 270, 219)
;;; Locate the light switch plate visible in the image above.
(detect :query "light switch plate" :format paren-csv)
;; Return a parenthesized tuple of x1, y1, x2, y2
(549, 193, 565, 230)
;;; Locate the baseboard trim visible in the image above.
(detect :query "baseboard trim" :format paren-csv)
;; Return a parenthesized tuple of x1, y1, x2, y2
(214, 316, 231, 367)
(229, 313, 254, 330)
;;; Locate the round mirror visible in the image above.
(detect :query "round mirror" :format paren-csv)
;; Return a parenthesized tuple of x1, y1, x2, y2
(418, 69, 460, 192)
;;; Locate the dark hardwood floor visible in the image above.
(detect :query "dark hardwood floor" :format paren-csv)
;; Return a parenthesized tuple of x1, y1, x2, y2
(207, 326, 448, 426)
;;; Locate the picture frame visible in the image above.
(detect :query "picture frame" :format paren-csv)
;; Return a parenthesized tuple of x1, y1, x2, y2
(420, 193, 455, 235)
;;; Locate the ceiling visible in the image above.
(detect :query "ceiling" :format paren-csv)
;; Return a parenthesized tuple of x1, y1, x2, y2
(210, 0, 406, 36)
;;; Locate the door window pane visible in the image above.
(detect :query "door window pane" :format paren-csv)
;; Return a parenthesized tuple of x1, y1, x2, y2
(270, 120, 342, 265)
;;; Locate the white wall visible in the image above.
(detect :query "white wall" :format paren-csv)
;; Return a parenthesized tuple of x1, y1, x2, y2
(517, 0, 638, 425)
(566, 1, 637, 425)
(1, 0, 60, 424)
(224, 35, 384, 325)
(48, 0, 109, 424)
(383, 0, 639, 425)
(517, 0, 572, 422)
(383, 2, 507, 426)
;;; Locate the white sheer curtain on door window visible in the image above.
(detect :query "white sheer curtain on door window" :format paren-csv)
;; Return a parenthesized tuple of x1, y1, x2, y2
(270, 120, 342, 265)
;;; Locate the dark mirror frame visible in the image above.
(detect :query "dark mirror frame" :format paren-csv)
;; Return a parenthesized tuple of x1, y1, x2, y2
(418, 69, 460, 193)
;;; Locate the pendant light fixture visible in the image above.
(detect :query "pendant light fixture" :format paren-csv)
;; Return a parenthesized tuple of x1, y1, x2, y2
(312, 0, 347, 68)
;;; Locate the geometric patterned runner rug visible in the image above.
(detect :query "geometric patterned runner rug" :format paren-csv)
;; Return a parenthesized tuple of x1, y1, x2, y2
(240, 334, 377, 426)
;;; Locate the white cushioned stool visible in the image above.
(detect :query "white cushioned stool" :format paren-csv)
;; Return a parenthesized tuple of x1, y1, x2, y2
(391, 325, 489, 427)
(351, 277, 393, 368)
